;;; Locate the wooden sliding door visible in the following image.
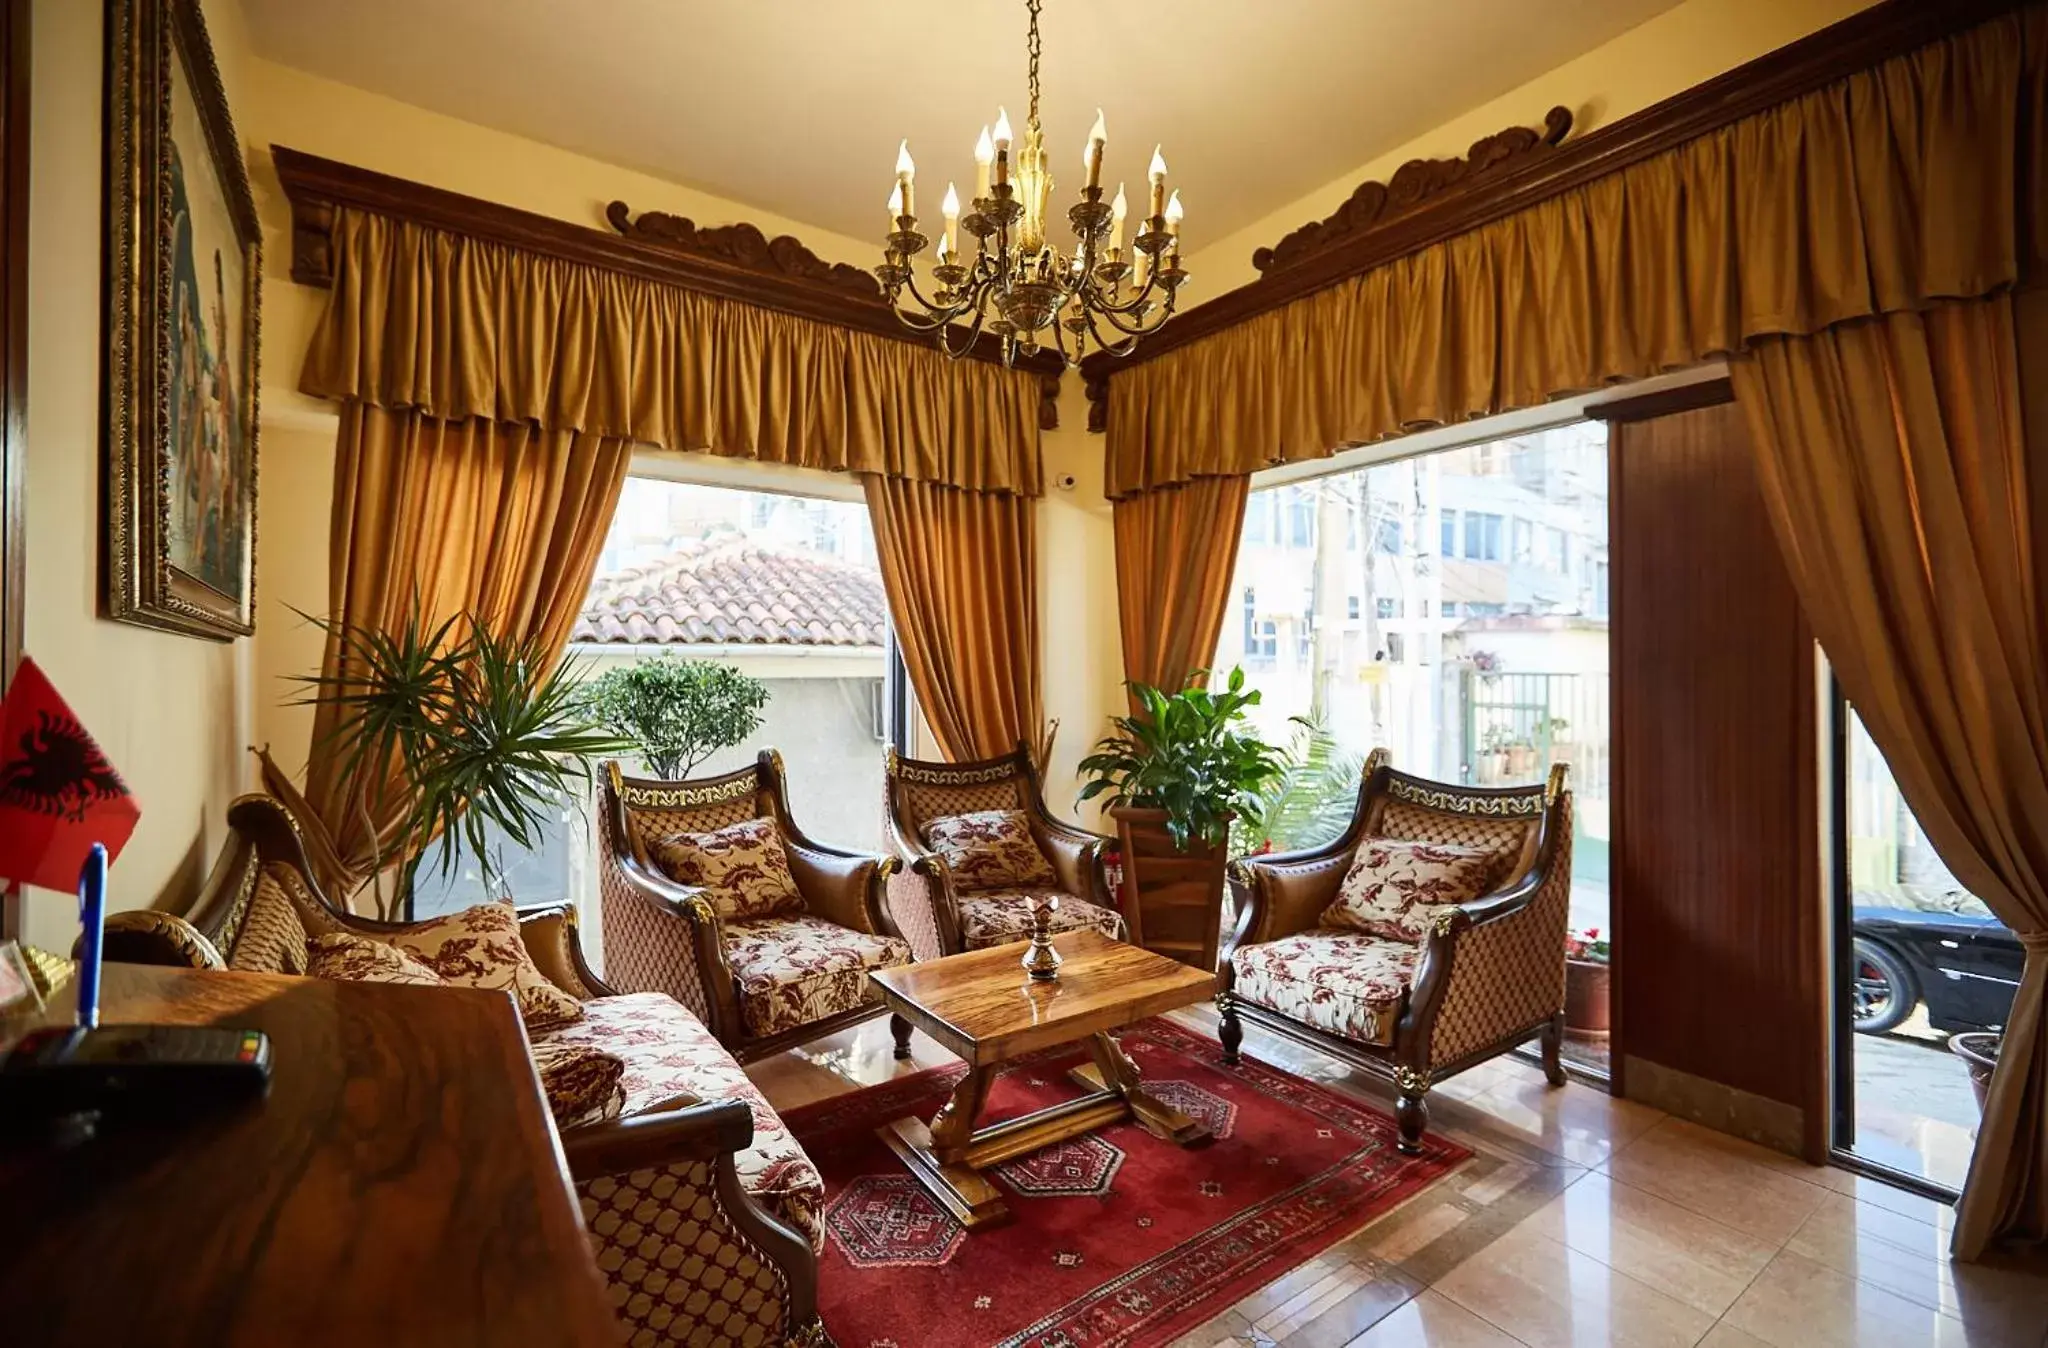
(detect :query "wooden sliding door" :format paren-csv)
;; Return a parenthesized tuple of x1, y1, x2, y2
(1608, 390, 1827, 1160)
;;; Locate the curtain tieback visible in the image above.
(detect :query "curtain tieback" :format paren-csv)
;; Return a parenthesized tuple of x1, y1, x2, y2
(2018, 930, 2048, 954)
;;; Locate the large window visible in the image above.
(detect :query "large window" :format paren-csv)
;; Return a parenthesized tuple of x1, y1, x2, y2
(1214, 423, 1613, 1069)
(413, 476, 905, 918)
(1834, 705, 2016, 1194)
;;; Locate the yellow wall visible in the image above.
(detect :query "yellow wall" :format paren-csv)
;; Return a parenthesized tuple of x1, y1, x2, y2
(18, 0, 258, 947)
(241, 60, 1129, 806)
(1188, 0, 1878, 293)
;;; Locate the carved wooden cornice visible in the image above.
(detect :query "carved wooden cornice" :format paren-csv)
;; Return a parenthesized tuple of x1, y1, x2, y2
(1252, 107, 1572, 278)
(603, 201, 880, 300)
(1078, 0, 2031, 433)
(271, 146, 1065, 428)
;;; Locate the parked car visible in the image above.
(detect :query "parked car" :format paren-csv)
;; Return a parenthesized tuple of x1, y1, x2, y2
(1852, 905, 2022, 1035)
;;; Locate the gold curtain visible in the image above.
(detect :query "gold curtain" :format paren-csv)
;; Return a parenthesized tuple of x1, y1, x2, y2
(862, 474, 1041, 762)
(1732, 288, 2048, 1257)
(301, 211, 1042, 495)
(1104, 7, 2044, 497)
(300, 404, 631, 895)
(1112, 475, 1250, 694)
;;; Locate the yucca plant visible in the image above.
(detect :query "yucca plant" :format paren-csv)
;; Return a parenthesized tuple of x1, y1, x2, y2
(293, 608, 628, 915)
(1232, 715, 1364, 861)
(1078, 668, 1285, 851)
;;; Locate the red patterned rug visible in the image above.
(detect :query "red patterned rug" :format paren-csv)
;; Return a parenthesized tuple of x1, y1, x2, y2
(783, 1017, 1470, 1348)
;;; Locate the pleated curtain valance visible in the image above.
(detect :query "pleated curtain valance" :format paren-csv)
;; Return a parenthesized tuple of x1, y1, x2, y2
(1103, 6, 2047, 499)
(299, 209, 1045, 496)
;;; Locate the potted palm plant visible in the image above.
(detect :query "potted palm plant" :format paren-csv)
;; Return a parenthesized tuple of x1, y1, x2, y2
(1079, 669, 1283, 969)
(295, 609, 627, 919)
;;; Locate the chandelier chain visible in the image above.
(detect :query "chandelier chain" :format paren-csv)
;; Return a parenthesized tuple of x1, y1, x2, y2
(1025, 0, 1043, 126)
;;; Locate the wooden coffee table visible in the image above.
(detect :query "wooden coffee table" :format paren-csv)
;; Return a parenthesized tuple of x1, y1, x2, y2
(866, 929, 1218, 1229)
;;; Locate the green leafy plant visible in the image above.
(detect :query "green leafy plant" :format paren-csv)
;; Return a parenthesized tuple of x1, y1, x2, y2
(293, 608, 627, 914)
(580, 655, 769, 779)
(1078, 668, 1285, 851)
(1232, 716, 1364, 861)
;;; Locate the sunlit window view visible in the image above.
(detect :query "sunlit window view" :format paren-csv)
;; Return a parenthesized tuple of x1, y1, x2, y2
(1842, 708, 2018, 1192)
(1213, 423, 1612, 1070)
(412, 478, 897, 916)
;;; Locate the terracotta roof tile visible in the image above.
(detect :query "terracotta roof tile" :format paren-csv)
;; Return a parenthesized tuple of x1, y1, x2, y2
(573, 537, 889, 649)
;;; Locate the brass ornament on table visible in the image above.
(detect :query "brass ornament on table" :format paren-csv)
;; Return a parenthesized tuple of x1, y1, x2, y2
(1022, 896, 1063, 981)
(873, 0, 1189, 369)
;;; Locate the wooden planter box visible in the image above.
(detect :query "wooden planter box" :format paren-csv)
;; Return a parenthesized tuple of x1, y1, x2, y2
(1110, 806, 1228, 972)
(1565, 958, 1611, 1039)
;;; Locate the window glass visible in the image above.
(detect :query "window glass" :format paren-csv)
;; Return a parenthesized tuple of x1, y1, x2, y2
(413, 477, 901, 917)
(1840, 706, 2014, 1192)
(1213, 424, 1612, 1070)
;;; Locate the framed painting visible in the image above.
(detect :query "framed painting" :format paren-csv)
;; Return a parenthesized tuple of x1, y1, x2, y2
(104, 0, 260, 640)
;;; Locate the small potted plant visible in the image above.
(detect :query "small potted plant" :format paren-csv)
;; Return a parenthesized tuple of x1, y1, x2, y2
(1564, 925, 1610, 1039)
(1079, 669, 1283, 969)
(1950, 1030, 2001, 1115)
(581, 653, 768, 779)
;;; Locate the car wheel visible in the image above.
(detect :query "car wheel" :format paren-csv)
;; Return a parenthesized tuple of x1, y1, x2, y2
(1851, 938, 1918, 1035)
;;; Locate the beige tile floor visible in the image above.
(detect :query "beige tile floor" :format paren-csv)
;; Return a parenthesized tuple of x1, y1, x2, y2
(744, 1009, 2048, 1348)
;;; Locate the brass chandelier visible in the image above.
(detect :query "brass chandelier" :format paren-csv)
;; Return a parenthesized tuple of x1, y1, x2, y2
(875, 0, 1188, 368)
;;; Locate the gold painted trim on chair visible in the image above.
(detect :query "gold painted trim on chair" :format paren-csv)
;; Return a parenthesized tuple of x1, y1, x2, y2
(619, 776, 760, 809)
(887, 760, 1018, 787)
(1385, 778, 1547, 816)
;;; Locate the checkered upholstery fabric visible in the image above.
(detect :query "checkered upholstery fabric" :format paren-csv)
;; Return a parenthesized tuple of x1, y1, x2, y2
(1374, 801, 1531, 889)
(226, 867, 313, 975)
(899, 776, 1026, 829)
(884, 865, 947, 963)
(1428, 796, 1574, 1067)
(599, 814, 715, 1024)
(580, 1159, 791, 1348)
(624, 795, 763, 855)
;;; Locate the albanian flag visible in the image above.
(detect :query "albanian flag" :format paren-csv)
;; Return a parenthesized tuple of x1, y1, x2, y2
(0, 657, 140, 891)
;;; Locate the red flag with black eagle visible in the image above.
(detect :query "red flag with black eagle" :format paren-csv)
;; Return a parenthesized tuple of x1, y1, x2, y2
(0, 657, 140, 891)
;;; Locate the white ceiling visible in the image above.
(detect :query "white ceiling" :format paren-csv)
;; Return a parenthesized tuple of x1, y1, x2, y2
(239, 0, 1682, 253)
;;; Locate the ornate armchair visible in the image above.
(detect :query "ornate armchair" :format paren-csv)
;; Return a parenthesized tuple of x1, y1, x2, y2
(106, 794, 827, 1348)
(882, 743, 1126, 958)
(1221, 751, 1573, 1154)
(597, 750, 916, 1063)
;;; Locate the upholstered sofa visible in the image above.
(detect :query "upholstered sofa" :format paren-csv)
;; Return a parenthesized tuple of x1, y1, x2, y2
(104, 794, 828, 1348)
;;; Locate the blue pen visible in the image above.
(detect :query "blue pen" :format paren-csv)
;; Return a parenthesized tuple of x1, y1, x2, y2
(76, 842, 107, 1030)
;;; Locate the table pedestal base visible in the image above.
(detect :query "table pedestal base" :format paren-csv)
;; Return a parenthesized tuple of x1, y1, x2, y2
(879, 1031, 1210, 1230)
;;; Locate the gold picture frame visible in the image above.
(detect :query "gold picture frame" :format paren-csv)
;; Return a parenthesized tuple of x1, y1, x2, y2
(103, 0, 260, 640)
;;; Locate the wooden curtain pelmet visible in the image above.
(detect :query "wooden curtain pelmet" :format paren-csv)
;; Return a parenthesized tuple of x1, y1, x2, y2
(1081, 0, 2039, 487)
(273, 148, 1060, 492)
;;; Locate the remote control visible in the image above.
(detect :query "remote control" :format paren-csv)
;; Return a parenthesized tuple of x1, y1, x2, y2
(0, 1023, 272, 1120)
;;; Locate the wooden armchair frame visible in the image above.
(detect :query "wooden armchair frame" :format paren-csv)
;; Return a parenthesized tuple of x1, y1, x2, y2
(103, 792, 825, 1347)
(596, 749, 913, 1063)
(882, 742, 1116, 958)
(1221, 751, 1574, 1154)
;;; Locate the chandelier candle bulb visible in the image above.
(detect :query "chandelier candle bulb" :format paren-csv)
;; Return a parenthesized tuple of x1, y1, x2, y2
(941, 182, 961, 258)
(1148, 145, 1168, 217)
(974, 126, 994, 199)
(1165, 189, 1183, 246)
(993, 107, 1014, 187)
(1111, 182, 1128, 250)
(888, 183, 904, 230)
(895, 141, 916, 221)
(1084, 108, 1107, 189)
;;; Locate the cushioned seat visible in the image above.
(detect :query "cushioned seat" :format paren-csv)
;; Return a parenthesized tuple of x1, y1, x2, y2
(536, 992, 829, 1250)
(720, 914, 912, 1039)
(956, 888, 1126, 949)
(1229, 929, 1420, 1046)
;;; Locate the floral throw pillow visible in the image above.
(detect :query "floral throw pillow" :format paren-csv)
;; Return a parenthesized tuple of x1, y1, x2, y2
(385, 902, 586, 1031)
(1321, 837, 1496, 943)
(921, 809, 1060, 893)
(649, 816, 806, 922)
(305, 932, 446, 987)
(530, 1040, 629, 1130)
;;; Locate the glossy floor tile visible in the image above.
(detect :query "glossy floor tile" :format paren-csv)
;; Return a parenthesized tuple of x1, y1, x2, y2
(746, 1013, 2048, 1346)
